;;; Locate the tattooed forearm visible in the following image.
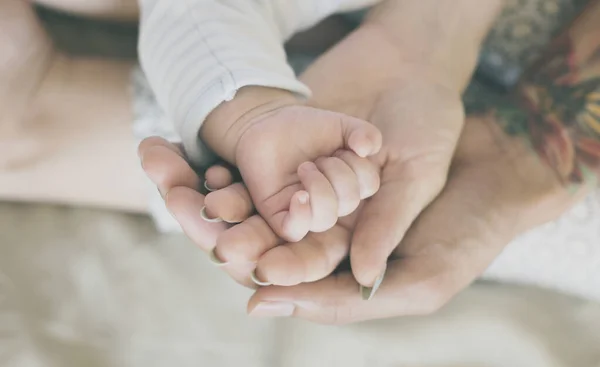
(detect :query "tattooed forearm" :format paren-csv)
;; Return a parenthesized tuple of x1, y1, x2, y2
(515, 0, 600, 185)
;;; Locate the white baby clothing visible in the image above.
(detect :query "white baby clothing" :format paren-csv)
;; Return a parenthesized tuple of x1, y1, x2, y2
(138, 0, 380, 166)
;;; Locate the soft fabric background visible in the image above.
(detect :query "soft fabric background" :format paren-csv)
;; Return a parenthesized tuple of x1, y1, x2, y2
(1, 203, 600, 366)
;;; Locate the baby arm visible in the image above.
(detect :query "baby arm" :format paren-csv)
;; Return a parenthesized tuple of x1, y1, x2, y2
(137, 0, 383, 241)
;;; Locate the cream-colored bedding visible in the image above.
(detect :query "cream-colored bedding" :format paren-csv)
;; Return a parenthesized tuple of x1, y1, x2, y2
(1, 203, 599, 367)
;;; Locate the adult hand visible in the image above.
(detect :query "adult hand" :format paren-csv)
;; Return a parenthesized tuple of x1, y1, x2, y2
(138, 0, 505, 310)
(138, 137, 346, 289)
(345, 78, 464, 293)
(138, 137, 259, 288)
(295, 0, 505, 291)
(247, 111, 589, 323)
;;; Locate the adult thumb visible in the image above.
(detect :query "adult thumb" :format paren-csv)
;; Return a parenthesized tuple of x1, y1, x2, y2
(350, 168, 445, 298)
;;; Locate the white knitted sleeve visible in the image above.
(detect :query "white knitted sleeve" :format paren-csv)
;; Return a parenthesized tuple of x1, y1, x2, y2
(137, 0, 379, 165)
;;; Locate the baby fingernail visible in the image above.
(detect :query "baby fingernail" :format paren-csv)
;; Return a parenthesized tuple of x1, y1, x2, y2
(200, 206, 223, 223)
(250, 302, 295, 318)
(297, 191, 309, 204)
(355, 145, 370, 158)
(360, 265, 387, 301)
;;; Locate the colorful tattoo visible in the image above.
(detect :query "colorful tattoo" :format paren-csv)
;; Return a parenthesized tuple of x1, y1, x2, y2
(515, 1, 600, 184)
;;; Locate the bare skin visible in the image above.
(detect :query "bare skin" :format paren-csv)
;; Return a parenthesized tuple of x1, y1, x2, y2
(0, 0, 146, 211)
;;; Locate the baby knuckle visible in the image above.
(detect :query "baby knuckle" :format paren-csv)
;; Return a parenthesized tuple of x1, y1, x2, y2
(359, 167, 380, 192)
(338, 199, 360, 217)
(313, 215, 337, 233)
(363, 174, 380, 197)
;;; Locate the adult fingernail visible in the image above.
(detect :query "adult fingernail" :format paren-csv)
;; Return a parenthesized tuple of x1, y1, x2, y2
(204, 180, 215, 192)
(249, 302, 295, 318)
(354, 145, 370, 158)
(223, 216, 243, 224)
(208, 247, 228, 267)
(360, 265, 387, 301)
(200, 206, 223, 223)
(251, 269, 272, 287)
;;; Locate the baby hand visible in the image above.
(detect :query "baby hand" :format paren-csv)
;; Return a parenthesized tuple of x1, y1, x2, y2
(201, 87, 381, 242)
(202, 163, 359, 288)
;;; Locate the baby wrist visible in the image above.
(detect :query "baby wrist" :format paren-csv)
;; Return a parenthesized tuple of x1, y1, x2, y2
(200, 86, 299, 164)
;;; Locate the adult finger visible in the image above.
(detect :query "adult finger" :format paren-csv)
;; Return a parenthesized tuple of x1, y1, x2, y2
(138, 136, 184, 159)
(214, 214, 281, 288)
(251, 230, 500, 324)
(166, 186, 257, 288)
(165, 186, 229, 253)
(215, 215, 281, 264)
(204, 182, 254, 223)
(139, 138, 259, 287)
(247, 256, 463, 323)
(205, 165, 234, 191)
(348, 83, 467, 291)
(215, 212, 343, 288)
(254, 224, 351, 286)
(350, 162, 447, 292)
(139, 138, 200, 195)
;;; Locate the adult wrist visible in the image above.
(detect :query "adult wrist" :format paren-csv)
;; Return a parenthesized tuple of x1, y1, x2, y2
(363, 0, 503, 93)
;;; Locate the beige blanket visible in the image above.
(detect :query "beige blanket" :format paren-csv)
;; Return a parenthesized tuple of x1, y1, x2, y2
(1, 203, 599, 367)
